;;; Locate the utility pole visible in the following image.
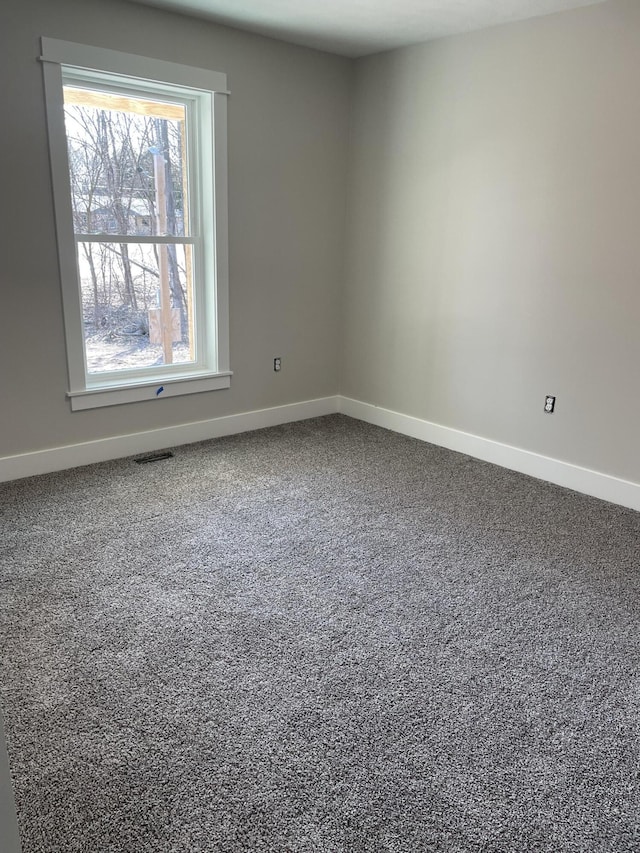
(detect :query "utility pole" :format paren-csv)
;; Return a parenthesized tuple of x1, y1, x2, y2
(180, 121, 195, 361)
(153, 149, 173, 365)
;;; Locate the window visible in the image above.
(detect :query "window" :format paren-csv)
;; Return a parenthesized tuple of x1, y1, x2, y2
(40, 39, 231, 410)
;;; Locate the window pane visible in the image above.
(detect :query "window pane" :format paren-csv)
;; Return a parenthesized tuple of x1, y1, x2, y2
(63, 87, 188, 237)
(77, 242, 195, 374)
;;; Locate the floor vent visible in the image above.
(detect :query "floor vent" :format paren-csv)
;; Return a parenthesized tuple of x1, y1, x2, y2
(134, 451, 174, 465)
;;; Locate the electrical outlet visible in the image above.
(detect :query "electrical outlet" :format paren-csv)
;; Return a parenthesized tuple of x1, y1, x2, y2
(273, 357, 282, 372)
(544, 395, 556, 413)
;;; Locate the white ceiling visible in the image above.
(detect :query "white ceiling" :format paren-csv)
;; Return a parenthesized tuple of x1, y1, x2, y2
(126, 0, 608, 57)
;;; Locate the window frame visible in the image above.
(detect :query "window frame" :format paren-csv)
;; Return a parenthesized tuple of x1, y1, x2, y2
(40, 38, 231, 411)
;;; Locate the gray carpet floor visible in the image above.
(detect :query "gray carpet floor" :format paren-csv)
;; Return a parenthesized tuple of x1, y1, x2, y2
(1, 414, 640, 852)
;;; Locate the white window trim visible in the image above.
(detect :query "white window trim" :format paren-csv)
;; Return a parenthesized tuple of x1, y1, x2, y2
(40, 38, 231, 411)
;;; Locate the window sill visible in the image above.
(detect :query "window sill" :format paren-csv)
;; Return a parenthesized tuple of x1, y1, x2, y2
(67, 371, 232, 411)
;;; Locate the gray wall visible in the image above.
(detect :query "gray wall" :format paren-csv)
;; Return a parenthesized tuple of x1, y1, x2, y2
(343, 0, 640, 485)
(0, 0, 351, 457)
(3, 0, 640, 491)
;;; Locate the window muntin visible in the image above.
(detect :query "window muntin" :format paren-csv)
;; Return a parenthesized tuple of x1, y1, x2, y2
(40, 39, 231, 409)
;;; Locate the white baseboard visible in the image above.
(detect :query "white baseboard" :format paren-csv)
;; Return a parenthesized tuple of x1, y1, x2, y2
(0, 396, 339, 483)
(338, 396, 640, 513)
(3, 394, 639, 513)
